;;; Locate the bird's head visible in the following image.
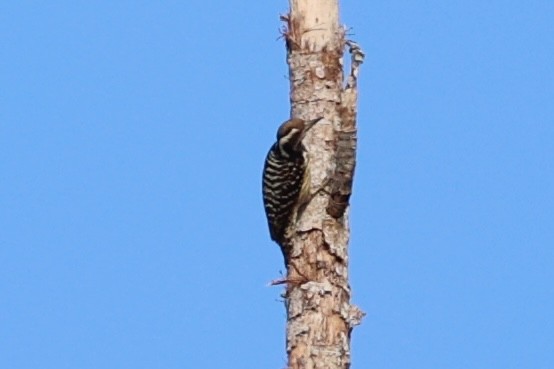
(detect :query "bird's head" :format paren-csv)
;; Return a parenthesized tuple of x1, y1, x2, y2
(276, 117, 323, 156)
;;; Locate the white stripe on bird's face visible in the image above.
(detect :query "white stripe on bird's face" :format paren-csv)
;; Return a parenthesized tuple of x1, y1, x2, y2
(278, 127, 300, 158)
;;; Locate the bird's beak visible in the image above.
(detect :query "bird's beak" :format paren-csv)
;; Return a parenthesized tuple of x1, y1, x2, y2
(299, 117, 324, 142)
(304, 117, 324, 132)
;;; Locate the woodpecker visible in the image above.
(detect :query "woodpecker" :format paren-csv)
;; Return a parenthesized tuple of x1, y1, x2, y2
(262, 117, 323, 246)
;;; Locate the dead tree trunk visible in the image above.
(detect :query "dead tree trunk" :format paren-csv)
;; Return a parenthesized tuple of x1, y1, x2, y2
(280, 0, 365, 368)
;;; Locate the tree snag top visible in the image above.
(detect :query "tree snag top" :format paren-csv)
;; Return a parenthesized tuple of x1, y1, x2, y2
(288, 0, 340, 52)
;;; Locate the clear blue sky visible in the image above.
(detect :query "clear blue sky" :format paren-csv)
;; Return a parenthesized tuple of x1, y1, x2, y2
(1, 1, 553, 368)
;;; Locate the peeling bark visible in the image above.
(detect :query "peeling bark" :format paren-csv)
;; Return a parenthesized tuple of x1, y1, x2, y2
(280, 1, 365, 368)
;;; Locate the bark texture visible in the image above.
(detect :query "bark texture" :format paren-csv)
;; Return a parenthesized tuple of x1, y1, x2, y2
(281, 1, 365, 368)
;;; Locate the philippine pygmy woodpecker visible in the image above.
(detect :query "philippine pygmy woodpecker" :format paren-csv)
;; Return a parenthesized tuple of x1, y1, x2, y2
(262, 117, 323, 245)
